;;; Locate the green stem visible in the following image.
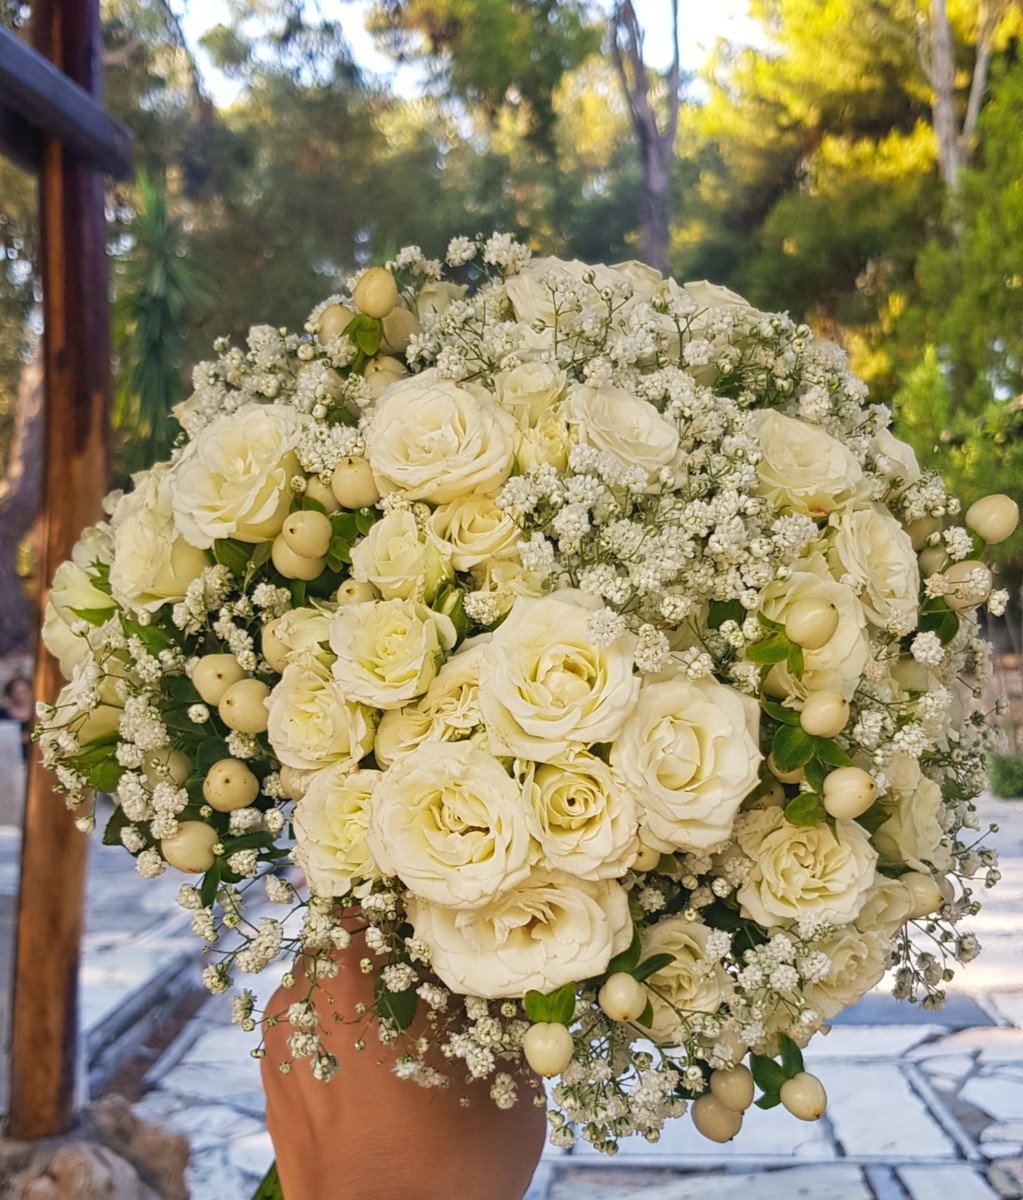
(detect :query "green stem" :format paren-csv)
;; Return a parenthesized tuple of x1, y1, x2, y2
(250, 1160, 284, 1200)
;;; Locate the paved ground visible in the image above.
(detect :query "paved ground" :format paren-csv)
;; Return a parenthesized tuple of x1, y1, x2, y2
(3, 793, 1023, 1199)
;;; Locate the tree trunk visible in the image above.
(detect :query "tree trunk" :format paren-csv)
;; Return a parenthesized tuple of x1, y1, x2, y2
(0, 349, 44, 657)
(639, 138, 671, 275)
(930, 0, 961, 191)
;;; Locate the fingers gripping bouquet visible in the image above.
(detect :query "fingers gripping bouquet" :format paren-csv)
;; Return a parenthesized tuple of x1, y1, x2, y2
(39, 235, 1014, 1149)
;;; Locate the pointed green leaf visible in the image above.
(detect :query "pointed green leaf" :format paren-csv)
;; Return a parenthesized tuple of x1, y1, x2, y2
(750, 1052, 786, 1094)
(199, 864, 221, 909)
(747, 634, 789, 665)
(762, 697, 800, 726)
(778, 1033, 805, 1078)
(635, 999, 654, 1028)
(786, 641, 805, 677)
(755, 1091, 782, 1110)
(606, 926, 642, 975)
(634, 953, 674, 982)
(549, 983, 577, 1027)
(69, 605, 116, 626)
(784, 793, 826, 826)
(708, 599, 746, 629)
(772, 724, 814, 771)
(375, 973, 418, 1032)
(813, 738, 851, 767)
(249, 1160, 284, 1200)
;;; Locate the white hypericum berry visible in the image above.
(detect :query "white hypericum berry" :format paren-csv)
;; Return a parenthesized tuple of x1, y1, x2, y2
(191, 653, 246, 706)
(331, 457, 380, 510)
(522, 1023, 574, 1078)
(821, 766, 876, 819)
(352, 266, 397, 319)
(597, 973, 647, 1023)
(141, 747, 190, 789)
(271, 535, 324, 581)
(942, 559, 992, 611)
(780, 1072, 827, 1121)
(261, 619, 291, 673)
(799, 690, 849, 738)
(631, 842, 661, 871)
(303, 476, 341, 514)
(203, 758, 260, 813)
(218, 678, 271, 734)
(709, 1065, 754, 1113)
(281, 509, 333, 559)
(161, 821, 219, 874)
(900, 870, 944, 920)
(317, 303, 355, 345)
(784, 597, 839, 650)
(965, 494, 1019, 544)
(691, 1093, 743, 1142)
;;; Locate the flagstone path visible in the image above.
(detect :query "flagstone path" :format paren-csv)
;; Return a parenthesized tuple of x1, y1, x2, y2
(3, 793, 1023, 1198)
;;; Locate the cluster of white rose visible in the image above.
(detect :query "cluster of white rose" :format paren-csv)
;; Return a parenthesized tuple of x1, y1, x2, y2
(38, 233, 1015, 1151)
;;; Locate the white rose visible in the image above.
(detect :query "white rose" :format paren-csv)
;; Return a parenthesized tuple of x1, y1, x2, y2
(760, 559, 869, 701)
(265, 606, 333, 668)
(855, 878, 913, 938)
(108, 466, 210, 612)
(409, 869, 631, 997)
(526, 750, 638, 881)
(170, 403, 308, 548)
(493, 362, 567, 426)
(478, 591, 638, 762)
(513, 414, 571, 471)
(266, 661, 375, 771)
(611, 260, 667, 302)
(611, 673, 761, 852)
(874, 757, 949, 872)
(803, 927, 890, 1020)
(292, 766, 381, 897)
(564, 383, 680, 486)
(328, 598, 455, 710)
(468, 558, 547, 618)
(368, 740, 532, 910)
(872, 427, 921, 491)
(736, 807, 878, 928)
(504, 257, 621, 326)
(374, 638, 487, 767)
(427, 495, 522, 572)
(682, 280, 751, 311)
(415, 279, 467, 318)
(351, 509, 451, 602)
(639, 916, 734, 1046)
(363, 369, 514, 504)
(829, 505, 919, 632)
(43, 560, 116, 677)
(754, 409, 864, 518)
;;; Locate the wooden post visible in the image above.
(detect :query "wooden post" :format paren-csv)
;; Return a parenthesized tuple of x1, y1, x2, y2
(7, 0, 113, 1139)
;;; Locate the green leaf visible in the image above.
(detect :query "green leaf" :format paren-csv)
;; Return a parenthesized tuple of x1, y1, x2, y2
(102, 805, 131, 847)
(249, 541, 273, 572)
(549, 983, 577, 1027)
(69, 605, 116, 626)
(303, 497, 327, 515)
(523, 990, 550, 1023)
(750, 1052, 786, 1094)
(747, 634, 789, 665)
(762, 697, 799, 726)
(772, 724, 814, 771)
(803, 756, 829, 793)
(199, 864, 221, 909)
(635, 999, 654, 1029)
(784, 792, 825, 826)
(755, 1091, 782, 1110)
(634, 953, 673, 982)
(812, 738, 851, 767)
(855, 804, 887, 834)
(374, 972, 418, 1032)
(786, 641, 805, 678)
(84, 757, 125, 793)
(290, 580, 307, 608)
(249, 1160, 284, 1200)
(355, 507, 378, 536)
(708, 599, 746, 629)
(756, 612, 785, 633)
(656, 853, 677, 874)
(778, 1033, 804, 1078)
(332, 513, 360, 541)
(919, 603, 959, 644)
(222, 831, 274, 854)
(606, 926, 642, 976)
(355, 324, 381, 356)
(212, 538, 253, 578)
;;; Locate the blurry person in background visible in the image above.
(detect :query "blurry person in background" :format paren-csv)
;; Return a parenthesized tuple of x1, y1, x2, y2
(1, 677, 33, 761)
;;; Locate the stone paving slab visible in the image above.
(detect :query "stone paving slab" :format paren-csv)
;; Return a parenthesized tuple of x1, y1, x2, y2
(546, 1164, 873, 1200)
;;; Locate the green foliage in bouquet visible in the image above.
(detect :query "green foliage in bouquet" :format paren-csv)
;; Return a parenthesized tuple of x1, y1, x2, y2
(38, 235, 1013, 1151)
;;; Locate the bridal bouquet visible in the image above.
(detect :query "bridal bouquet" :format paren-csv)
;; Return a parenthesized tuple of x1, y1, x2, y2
(38, 234, 1013, 1149)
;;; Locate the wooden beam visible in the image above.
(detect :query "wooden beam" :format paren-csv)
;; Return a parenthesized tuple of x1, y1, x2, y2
(0, 24, 132, 179)
(0, 104, 41, 173)
(7, 0, 113, 1139)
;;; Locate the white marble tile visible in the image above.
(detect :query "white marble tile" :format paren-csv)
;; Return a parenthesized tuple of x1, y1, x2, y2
(960, 1075, 1023, 1121)
(988, 994, 1023, 1029)
(813, 1063, 956, 1158)
(897, 1165, 998, 1200)
(550, 1164, 871, 1200)
(912, 1053, 977, 1085)
(803, 1026, 946, 1060)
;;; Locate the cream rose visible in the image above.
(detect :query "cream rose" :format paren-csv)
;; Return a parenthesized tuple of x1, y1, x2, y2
(493, 362, 567, 426)
(374, 638, 487, 767)
(468, 558, 547, 618)
(408, 869, 632, 996)
(292, 766, 381, 897)
(43, 560, 116, 676)
(478, 590, 638, 762)
(873, 755, 949, 872)
(611, 672, 761, 852)
(564, 383, 680, 486)
(829, 505, 919, 632)
(640, 916, 734, 1046)
(351, 509, 452, 602)
(169, 403, 308, 547)
(363, 370, 514, 504)
(368, 740, 532, 910)
(760, 559, 869, 701)
(415, 279, 467, 318)
(736, 808, 878, 928)
(682, 280, 751, 311)
(872, 427, 921, 492)
(803, 927, 890, 1020)
(513, 415, 571, 471)
(855, 878, 913, 938)
(526, 750, 638, 881)
(109, 466, 210, 612)
(754, 409, 864, 518)
(504, 257, 622, 327)
(264, 606, 333, 669)
(328, 598, 455, 710)
(427, 495, 522, 572)
(266, 661, 375, 771)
